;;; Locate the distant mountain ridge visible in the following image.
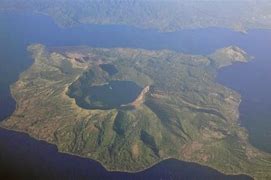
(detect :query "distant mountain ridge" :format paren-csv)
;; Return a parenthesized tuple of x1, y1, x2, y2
(1, 0, 271, 32)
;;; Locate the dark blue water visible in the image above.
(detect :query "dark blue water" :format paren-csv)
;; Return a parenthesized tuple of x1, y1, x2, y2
(1, 11, 270, 179)
(217, 30, 271, 153)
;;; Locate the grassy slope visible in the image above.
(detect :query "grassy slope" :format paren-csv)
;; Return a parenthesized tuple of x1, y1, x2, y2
(1, 44, 271, 179)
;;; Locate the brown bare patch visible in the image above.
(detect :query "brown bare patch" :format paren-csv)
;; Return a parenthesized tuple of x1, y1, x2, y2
(181, 141, 203, 160)
(132, 143, 140, 159)
(201, 128, 226, 140)
(245, 147, 260, 160)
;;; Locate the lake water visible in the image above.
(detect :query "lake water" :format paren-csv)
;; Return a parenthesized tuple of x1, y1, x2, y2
(217, 31, 271, 153)
(70, 80, 143, 110)
(1, 11, 270, 179)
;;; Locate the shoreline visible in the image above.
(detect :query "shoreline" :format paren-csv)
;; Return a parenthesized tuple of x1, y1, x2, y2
(0, 125, 254, 179)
